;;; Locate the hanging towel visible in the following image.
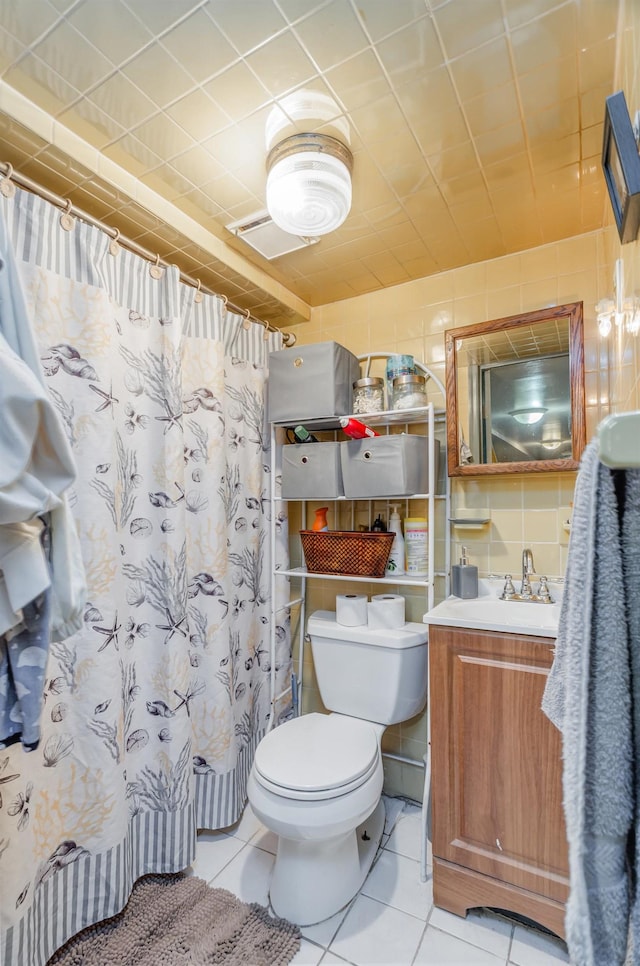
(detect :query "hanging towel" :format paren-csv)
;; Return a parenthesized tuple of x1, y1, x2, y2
(0, 525, 52, 751)
(543, 438, 640, 965)
(0, 207, 86, 640)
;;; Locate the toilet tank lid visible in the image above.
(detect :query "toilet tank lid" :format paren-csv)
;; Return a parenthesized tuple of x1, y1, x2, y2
(308, 610, 428, 648)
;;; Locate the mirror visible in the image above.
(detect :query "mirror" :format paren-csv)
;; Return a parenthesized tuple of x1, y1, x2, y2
(445, 302, 586, 476)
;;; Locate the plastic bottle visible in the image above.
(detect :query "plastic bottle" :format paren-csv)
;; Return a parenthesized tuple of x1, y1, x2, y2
(405, 517, 428, 576)
(385, 505, 405, 576)
(293, 424, 318, 443)
(339, 416, 379, 439)
(451, 546, 478, 599)
(312, 507, 329, 531)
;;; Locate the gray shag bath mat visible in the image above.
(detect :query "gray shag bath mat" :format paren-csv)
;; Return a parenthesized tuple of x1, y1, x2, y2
(47, 873, 301, 966)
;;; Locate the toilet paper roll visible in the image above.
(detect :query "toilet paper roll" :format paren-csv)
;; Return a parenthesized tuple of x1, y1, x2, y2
(336, 593, 368, 626)
(367, 594, 406, 629)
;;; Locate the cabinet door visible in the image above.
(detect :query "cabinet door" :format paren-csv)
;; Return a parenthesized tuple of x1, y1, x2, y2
(430, 625, 569, 903)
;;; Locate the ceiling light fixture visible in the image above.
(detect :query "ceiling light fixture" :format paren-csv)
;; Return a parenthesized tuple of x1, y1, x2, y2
(509, 407, 548, 425)
(266, 133, 353, 237)
(541, 419, 564, 450)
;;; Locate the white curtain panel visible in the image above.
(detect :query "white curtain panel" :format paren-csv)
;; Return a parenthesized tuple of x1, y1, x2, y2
(0, 188, 291, 966)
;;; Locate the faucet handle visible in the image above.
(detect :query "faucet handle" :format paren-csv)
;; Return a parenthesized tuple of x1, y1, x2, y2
(536, 575, 552, 602)
(501, 574, 516, 599)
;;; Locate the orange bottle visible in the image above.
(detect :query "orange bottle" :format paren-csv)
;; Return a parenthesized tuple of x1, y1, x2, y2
(312, 507, 329, 531)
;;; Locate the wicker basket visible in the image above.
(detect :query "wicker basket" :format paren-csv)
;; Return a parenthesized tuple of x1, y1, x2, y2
(299, 530, 394, 578)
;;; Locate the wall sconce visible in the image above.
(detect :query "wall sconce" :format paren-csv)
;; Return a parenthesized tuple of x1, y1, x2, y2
(596, 257, 640, 337)
(266, 133, 353, 237)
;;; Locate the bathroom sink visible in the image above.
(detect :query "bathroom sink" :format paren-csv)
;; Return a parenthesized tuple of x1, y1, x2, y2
(424, 577, 563, 638)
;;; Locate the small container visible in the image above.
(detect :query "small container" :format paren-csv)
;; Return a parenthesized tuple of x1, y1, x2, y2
(404, 517, 428, 576)
(312, 507, 329, 532)
(385, 505, 405, 576)
(293, 424, 318, 443)
(353, 376, 384, 415)
(386, 354, 415, 383)
(392, 373, 427, 410)
(339, 417, 379, 439)
(451, 546, 478, 599)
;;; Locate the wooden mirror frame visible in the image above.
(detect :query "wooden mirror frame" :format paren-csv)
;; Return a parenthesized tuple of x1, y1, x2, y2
(445, 301, 586, 477)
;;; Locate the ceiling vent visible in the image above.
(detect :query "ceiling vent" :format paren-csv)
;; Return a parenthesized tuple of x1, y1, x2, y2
(226, 210, 319, 260)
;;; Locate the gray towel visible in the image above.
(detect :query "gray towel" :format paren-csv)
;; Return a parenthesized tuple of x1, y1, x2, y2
(543, 438, 640, 965)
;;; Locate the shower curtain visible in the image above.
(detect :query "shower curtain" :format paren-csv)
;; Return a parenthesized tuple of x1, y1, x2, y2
(0, 188, 291, 966)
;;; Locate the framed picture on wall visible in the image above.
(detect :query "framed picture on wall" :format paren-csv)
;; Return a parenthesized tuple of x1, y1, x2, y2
(602, 90, 640, 244)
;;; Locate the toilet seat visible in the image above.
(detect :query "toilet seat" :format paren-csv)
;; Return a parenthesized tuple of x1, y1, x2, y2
(253, 713, 380, 801)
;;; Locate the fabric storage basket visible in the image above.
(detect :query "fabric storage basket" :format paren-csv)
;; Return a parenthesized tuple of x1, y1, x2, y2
(268, 341, 360, 426)
(281, 442, 344, 499)
(340, 435, 440, 498)
(300, 530, 394, 578)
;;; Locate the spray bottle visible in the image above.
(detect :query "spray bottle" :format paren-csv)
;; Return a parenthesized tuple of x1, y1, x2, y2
(339, 417, 379, 439)
(385, 505, 405, 576)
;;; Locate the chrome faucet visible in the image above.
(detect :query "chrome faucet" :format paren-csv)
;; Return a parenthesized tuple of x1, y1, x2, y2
(521, 548, 535, 598)
(500, 548, 554, 604)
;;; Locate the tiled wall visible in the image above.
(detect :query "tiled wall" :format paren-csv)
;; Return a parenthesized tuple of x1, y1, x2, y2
(284, 0, 640, 803)
(609, 0, 640, 412)
(286, 228, 613, 800)
(291, 229, 612, 573)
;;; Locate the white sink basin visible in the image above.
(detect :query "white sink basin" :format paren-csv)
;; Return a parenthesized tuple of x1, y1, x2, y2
(424, 577, 562, 638)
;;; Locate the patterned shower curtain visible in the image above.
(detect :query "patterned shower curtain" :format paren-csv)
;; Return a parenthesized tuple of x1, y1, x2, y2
(0, 189, 291, 966)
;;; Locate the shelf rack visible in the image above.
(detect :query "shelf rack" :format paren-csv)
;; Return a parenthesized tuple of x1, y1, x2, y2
(267, 352, 450, 884)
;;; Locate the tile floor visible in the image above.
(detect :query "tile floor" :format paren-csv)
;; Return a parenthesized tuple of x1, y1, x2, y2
(189, 796, 570, 966)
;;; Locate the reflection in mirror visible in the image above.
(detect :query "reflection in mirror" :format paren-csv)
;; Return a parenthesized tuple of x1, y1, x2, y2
(445, 303, 586, 476)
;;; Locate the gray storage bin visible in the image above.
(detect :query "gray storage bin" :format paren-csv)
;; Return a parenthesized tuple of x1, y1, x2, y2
(340, 434, 440, 498)
(281, 442, 344, 499)
(268, 341, 360, 426)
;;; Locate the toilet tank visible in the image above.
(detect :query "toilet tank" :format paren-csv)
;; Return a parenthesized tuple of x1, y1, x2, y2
(307, 610, 428, 725)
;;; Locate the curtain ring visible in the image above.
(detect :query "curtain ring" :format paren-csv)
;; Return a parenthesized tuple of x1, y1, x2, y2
(149, 253, 164, 280)
(220, 294, 228, 307)
(242, 307, 251, 330)
(109, 228, 120, 256)
(0, 162, 15, 198)
(262, 319, 271, 340)
(194, 279, 203, 303)
(60, 199, 76, 232)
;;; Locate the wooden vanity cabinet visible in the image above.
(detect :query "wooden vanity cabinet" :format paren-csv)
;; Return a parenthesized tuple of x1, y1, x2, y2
(429, 624, 569, 939)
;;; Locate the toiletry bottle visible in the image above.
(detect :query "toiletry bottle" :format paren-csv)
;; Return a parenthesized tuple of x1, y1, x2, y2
(385, 505, 405, 576)
(312, 507, 329, 531)
(293, 424, 318, 443)
(452, 546, 478, 599)
(371, 514, 387, 532)
(404, 517, 428, 575)
(339, 416, 379, 439)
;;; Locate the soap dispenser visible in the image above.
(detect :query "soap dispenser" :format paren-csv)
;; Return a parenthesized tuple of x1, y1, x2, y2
(452, 546, 478, 599)
(385, 505, 405, 576)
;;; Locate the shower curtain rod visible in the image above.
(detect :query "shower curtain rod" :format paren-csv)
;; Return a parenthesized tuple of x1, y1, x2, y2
(0, 160, 295, 346)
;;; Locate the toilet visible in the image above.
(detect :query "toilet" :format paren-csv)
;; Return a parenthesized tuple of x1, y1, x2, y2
(247, 609, 428, 926)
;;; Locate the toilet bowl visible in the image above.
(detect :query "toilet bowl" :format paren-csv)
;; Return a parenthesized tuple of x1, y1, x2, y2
(247, 712, 385, 925)
(247, 611, 429, 926)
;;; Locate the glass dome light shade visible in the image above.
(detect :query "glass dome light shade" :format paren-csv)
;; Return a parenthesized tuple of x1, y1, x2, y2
(266, 134, 353, 237)
(509, 407, 548, 425)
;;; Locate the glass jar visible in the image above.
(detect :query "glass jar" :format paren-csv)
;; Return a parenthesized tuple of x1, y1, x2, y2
(386, 354, 415, 383)
(353, 376, 384, 414)
(391, 373, 427, 410)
